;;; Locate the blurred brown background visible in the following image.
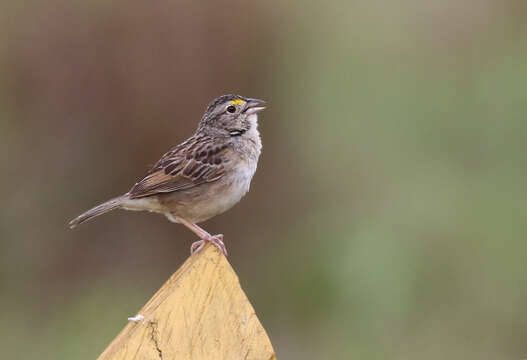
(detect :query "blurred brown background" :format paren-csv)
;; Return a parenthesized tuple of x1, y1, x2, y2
(2, 0, 527, 359)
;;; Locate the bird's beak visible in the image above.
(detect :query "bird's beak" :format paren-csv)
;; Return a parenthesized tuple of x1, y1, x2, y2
(244, 98, 266, 115)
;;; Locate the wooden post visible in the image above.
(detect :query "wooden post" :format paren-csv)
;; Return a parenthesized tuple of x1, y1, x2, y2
(97, 243, 276, 360)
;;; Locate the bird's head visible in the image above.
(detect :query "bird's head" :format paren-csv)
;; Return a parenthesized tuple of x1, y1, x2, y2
(199, 94, 266, 137)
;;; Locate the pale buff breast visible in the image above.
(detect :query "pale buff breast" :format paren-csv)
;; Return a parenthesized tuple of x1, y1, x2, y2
(168, 159, 256, 223)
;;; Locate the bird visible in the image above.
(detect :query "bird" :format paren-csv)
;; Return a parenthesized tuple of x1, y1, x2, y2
(69, 94, 266, 256)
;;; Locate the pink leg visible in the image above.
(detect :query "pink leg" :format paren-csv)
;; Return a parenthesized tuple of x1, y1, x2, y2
(172, 215, 228, 256)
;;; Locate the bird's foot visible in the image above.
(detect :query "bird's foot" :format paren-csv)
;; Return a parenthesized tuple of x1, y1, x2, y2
(190, 239, 206, 254)
(190, 234, 227, 256)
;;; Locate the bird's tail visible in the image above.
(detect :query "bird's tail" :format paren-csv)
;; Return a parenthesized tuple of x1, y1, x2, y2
(69, 195, 126, 228)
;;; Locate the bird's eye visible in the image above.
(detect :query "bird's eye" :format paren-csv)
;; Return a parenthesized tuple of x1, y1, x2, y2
(226, 105, 236, 113)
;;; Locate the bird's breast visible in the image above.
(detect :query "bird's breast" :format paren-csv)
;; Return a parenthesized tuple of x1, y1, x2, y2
(199, 159, 257, 218)
(160, 157, 259, 223)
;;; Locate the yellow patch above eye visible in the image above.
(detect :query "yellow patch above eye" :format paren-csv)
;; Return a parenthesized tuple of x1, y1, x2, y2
(230, 99, 246, 106)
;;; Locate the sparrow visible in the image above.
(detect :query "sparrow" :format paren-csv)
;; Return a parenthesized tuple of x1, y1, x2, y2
(69, 94, 266, 256)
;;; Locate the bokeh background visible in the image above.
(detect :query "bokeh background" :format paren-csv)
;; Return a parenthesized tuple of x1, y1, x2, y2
(2, 0, 527, 359)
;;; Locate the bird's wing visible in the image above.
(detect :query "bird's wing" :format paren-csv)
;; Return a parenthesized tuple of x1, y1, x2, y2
(128, 135, 230, 199)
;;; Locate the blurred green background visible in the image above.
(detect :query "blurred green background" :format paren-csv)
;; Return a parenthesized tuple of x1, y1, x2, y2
(1, 0, 527, 359)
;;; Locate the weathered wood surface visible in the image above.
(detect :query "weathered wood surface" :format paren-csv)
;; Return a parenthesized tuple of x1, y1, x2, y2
(97, 244, 276, 360)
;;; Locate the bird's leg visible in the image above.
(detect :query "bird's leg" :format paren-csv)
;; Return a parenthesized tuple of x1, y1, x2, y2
(171, 214, 227, 256)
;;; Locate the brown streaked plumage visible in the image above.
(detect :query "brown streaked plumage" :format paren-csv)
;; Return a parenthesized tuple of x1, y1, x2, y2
(129, 136, 227, 198)
(69, 94, 266, 256)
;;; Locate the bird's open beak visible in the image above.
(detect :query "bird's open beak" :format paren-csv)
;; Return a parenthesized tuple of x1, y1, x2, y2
(244, 98, 266, 115)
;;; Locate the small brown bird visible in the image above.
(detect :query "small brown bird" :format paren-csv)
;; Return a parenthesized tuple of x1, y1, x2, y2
(69, 94, 266, 256)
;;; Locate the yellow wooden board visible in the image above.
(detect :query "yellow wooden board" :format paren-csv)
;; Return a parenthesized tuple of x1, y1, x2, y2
(97, 244, 276, 360)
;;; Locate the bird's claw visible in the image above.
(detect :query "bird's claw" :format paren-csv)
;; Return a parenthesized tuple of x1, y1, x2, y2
(190, 234, 227, 256)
